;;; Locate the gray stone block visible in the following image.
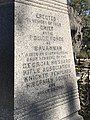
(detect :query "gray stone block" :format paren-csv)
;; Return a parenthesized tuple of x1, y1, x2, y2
(14, 0, 83, 120)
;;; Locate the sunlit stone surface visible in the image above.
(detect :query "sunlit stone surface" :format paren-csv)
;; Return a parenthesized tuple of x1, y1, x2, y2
(14, 0, 83, 120)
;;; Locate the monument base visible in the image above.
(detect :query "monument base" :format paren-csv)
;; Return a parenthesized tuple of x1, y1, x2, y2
(61, 112, 83, 120)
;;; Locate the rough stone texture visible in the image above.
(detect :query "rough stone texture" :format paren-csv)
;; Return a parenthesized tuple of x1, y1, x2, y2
(14, 0, 83, 120)
(62, 112, 83, 120)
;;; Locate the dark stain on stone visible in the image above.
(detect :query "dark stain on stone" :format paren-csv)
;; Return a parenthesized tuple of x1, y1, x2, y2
(15, 5, 26, 32)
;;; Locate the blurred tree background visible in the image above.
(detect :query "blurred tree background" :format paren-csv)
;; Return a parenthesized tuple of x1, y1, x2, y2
(68, 0, 90, 120)
(71, 0, 90, 59)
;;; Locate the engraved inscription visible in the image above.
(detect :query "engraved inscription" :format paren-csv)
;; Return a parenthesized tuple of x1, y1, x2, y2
(19, 12, 74, 98)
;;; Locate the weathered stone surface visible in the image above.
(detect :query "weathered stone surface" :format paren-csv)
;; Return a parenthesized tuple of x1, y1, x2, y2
(14, 0, 83, 120)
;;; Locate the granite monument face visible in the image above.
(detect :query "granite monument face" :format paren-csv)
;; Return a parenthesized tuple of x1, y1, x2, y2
(14, 0, 83, 120)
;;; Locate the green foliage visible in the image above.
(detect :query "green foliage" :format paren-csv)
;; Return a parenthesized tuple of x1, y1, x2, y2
(85, 15, 90, 26)
(79, 50, 88, 58)
(71, 0, 90, 24)
(71, 0, 90, 58)
(72, 0, 90, 15)
(82, 25, 90, 39)
(82, 17, 90, 53)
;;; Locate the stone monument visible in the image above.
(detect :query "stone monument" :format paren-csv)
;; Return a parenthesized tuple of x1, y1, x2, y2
(15, 0, 83, 120)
